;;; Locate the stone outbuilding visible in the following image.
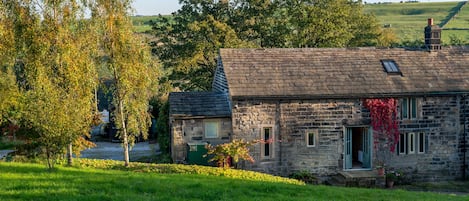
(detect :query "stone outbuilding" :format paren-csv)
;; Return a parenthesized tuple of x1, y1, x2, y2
(169, 20, 469, 183)
(169, 92, 232, 164)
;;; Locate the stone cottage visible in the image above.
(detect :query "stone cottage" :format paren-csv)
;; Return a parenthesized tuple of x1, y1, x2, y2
(169, 19, 469, 182)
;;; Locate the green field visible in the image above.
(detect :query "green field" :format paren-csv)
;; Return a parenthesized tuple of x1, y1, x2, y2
(0, 162, 467, 201)
(131, 15, 160, 33)
(365, 1, 469, 44)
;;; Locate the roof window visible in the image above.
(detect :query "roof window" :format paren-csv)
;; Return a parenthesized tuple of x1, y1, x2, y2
(381, 60, 402, 75)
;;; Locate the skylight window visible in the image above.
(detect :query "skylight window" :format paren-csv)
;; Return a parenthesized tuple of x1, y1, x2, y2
(381, 60, 401, 75)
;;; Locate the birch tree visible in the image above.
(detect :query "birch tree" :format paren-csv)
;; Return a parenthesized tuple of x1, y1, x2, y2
(1, 0, 98, 168)
(90, 0, 156, 166)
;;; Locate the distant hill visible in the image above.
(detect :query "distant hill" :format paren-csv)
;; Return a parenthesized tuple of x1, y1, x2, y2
(132, 2, 469, 44)
(365, 1, 469, 44)
(131, 15, 161, 33)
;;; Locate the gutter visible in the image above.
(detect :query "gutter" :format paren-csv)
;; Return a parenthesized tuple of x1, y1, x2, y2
(231, 91, 469, 101)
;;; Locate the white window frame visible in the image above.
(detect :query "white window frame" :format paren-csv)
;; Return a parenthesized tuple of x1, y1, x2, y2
(407, 132, 416, 154)
(204, 120, 219, 139)
(401, 98, 418, 119)
(399, 133, 406, 155)
(418, 132, 426, 154)
(306, 130, 317, 147)
(261, 126, 274, 159)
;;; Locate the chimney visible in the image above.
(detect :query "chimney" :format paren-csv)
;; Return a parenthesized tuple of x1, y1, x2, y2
(424, 18, 441, 50)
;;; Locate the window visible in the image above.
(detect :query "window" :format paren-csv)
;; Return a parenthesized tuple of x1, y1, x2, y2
(418, 132, 426, 153)
(401, 98, 417, 119)
(398, 132, 426, 155)
(407, 133, 415, 154)
(204, 121, 219, 138)
(261, 127, 274, 159)
(306, 131, 316, 147)
(399, 133, 406, 154)
(381, 60, 401, 75)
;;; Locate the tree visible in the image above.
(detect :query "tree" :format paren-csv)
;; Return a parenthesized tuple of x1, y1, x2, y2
(1, 0, 98, 168)
(0, 8, 21, 129)
(282, 0, 384, 48)
(152, 0, 256, 91)
(153, 0, 391, 91)
(90, 0, 157, 166)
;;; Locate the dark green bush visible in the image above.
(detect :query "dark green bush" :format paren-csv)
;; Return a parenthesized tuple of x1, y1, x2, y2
(289, 170, 318, 184)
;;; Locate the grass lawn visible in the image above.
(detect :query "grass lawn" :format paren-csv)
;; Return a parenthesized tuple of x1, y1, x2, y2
(0, 162, 467, 201)
(365, 1, 469, 44)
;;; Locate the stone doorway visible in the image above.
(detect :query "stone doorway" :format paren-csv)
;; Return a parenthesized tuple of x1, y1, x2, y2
(344, 127, 372, 170)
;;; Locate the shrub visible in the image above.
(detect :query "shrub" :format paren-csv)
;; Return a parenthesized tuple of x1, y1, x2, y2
(289, 170, 318, 184)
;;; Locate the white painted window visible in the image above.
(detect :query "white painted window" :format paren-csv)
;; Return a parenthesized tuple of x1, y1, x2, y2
(418, 132, 426, 154)
(399, 133, 406, 154)
(407, 133, 415, 154)
(261, 127, 274, 159)
(306, 130, 316, 147)
(204, 121, 219, 138)
(401, 98, 417, 119)
(398, 132, 426, 155)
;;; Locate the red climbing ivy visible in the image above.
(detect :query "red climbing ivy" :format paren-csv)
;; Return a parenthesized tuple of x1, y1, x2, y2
(363, 98, 400, 153)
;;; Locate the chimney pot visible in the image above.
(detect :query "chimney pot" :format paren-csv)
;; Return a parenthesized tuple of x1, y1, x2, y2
(428, 18, 433, 26)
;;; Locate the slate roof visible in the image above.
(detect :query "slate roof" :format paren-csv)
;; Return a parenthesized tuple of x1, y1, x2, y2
(169, 92, 231, 118)
(219, 47, 469, 99)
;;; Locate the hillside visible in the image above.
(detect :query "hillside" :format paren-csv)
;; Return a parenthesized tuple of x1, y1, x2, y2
(133, 2, 469, 44)
(365, 1, 469, 44)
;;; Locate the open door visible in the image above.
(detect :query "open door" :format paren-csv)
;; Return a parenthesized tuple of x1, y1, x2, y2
(344, 127, 372, 170)
(345, 128, 352, 169)
(362, 128, 372, 169)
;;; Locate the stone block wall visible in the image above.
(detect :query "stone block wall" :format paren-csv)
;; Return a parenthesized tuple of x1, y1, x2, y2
(231, 95, 468, 182)
(386, 96, 465, 181)
(231, 100, 281, 174)
(231, 99, 368, 176)
(278, 99, 366, 177)
(171, 117, 232, 163)
(460, 95, 469, 180)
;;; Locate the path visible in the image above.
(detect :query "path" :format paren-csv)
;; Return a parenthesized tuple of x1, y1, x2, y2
(0, 150, 14, 159)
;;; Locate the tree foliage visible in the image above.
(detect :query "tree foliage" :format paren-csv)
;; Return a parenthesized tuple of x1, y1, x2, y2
(205, 139, 257, 168)
(153, 0, 393, 91)
(0, 0, 99, 168)
(90, 0, 157, 166)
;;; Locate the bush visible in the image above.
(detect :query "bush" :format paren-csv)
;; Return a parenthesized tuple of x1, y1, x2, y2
(289, 170, 318, 184)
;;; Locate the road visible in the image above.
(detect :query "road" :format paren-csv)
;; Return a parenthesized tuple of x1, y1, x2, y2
(80, 141, 160, 161)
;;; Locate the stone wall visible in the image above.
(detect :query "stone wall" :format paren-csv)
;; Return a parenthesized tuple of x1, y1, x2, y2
(387, 96, 465, 181)
(231, 95, 468, 181)
(171, 117, 232, 163)
(463, 96, 469, 180)
(232, 99, 368, 176)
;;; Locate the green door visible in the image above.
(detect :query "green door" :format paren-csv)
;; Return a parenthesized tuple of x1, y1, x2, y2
(345, 128, 352, 169)
(187, 143, 209, 165)
(362, 128, 372, 168)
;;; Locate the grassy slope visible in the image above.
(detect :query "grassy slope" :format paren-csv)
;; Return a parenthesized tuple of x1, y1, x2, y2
(0, 162, 467, 201)
(365, 2, 469, 44)
(132, 16, 159, 33)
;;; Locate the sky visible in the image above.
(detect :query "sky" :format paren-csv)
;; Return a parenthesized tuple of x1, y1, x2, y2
(132, 0, 462, 16)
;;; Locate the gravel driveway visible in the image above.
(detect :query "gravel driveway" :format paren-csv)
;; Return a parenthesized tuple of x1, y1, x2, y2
(80, 142, 160, 161)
